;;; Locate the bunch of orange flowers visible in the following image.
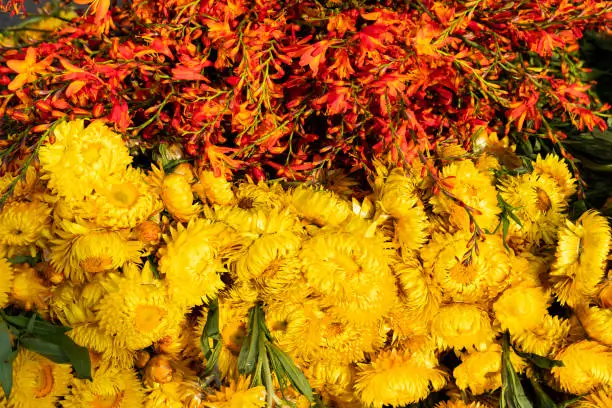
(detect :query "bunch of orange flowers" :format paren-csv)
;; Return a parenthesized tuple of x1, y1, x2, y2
(1, 0, 611, 184)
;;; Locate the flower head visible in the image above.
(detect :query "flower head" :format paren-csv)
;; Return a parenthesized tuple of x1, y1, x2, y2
(0, 200, 51, 257)
(431, 304, 495, 351)
(0, 257, 14, 308)
(4, 349, 72, 408)
(551, 340, 612, 395)
(39, 120, 132, 200)
(355, 348, 446, 407)
(202, 376, 266, 408)
(533, 154, 577, 198)
(493, 285, 550, 334)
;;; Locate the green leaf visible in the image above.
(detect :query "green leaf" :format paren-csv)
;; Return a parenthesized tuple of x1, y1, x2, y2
(41, 333, 91, 380)
(501, 335, 534, 408)
(268, 344, 313, 402)
(20, 336, 70, 364)
(7, 255, 38, 266)
(529, 377, 557, 408)
(238, 306, 261, 375)
(200, 299, 222, 374)
(515, 350, 563, 370)
(0, 321, 14, 398)
(3, 313, 69, 336)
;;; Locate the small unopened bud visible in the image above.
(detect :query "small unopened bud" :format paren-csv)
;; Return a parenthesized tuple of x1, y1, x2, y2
(145, 355, 175, 385)
(134, 350, 151, 369)
(136, 221, 161, 245)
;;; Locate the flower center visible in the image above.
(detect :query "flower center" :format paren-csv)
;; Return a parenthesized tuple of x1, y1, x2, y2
(535, 187, 552, 212)
(91, 391, 125, 408)
(107, 183, 139, 208)
(82, 143, 104, 163)
(34, 364, 54, 398)
(134, 305, 166, 333)
(448, 262, 478, 285)
(81, 255, 114, 273)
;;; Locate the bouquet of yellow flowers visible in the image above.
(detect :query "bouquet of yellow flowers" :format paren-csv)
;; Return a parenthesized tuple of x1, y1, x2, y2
(0, 120, 610, 407)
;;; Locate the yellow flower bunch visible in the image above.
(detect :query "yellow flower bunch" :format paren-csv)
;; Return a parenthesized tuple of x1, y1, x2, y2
(0, 120, 610, 407)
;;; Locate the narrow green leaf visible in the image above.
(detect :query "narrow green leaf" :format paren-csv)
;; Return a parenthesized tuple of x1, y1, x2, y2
(269, 344, 313, 402)
(515, 350, 563, 370)
(7, 255, 38, 266)
(238, 306, 261, 375)
(0, 321, 14, 398)
(20, 336, 70, 364)
(501, 335, 534, 408)
(41, 333, 91, 380)
(529, 377, 557, 408)
(200, 299, 222, 374)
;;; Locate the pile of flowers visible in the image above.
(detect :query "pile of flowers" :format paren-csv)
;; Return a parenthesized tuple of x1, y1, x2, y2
(0, 119, 611, 407)
(0, 0, 611, 183)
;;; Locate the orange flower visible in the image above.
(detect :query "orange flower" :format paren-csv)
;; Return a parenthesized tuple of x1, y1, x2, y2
(73, 0, 110, 24)
(6, 48, 53, 91)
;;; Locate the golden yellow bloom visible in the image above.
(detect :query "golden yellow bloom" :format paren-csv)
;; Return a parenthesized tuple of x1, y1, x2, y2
(493, 285, 550, 334)
(202, 376, 266, 408)
(62, 365, 145, 408)
(430, 160, 500, 232)
(158, 219, 228, 308)
(0, 258, 14, 308)
(0, 166, 39, 201)
(96, 273, 184, 350)
(161, 173, 201, 221)
(306, 362, 355, 403)
(576, 305, 612, 346)
(38, 120, 132, 200)
(193, 170, 235, 205)
(552, 340, 612, 395)
(533, 154, 577, 198)
(454, 344, 525, 395)
(377, 169, 418, 218)
(431, 304, 495, 351)
(498, 173, 566, 245)
(50, 225, 143, 283)
(299, 230, 397, 323)
(435, 401, 489, 408)
(570, 386, 612, 408)
(394, 205, 429, 255)
(81, 167, 163, 229)
(0, 200, 52, 257)
(67, 324, 136, 369)
(233, 181, 288, 211)
(512, 315, 571, 357)
(143, 358, 201, 408)
(476, 153, 501, 177)
(508, 252, 547, 288)
(10, 264, 50, 311)
(550, 210, 611, 307)
(265, 296, 385, 364)
(4, 349, 72, 408)
(355, 348, 446, 408)
(194, 301, 249, 380)
(291, 185, 353, 227)
(393, 260, 440, 321)
(421, 231, 510, 303)
(236, 232, 302, 297)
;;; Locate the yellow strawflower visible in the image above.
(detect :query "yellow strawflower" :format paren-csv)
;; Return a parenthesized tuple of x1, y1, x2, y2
(533, 153, 577, 198)
(431, 303, 495, 351)
(62, 365, 145, 408)
(498, 172, 566, 245)
(550, 210, 611, 307)
(161, 173, 201, 221)
(50, 223, 143, 283)
(493, 285, 550, 334)
(393, 260, 440, 320)
(80, 166, 163, 229)
(355, 348, 446, 407)
(3, 349, 72, 408)
(570, 386, 612, 408)
(202, 376, 266, 408)
(10, 264, 50, 311)
(0, 200, 52, 257)
(291, 185, 353, 227)
(552, 340, 612, 395)
(38, 120, 132, 200)
(394, 205, 430, 255)
(377, 168, 419, 218)
(422, 231, 510, 303)
(0, 258, 14, 308)
(193, 169, 235, 205)
(576, 305, 612, 346)
(512, 315, 571, 357)
(95, 272, 184, 350)
(299, 229, 397, 324)
(430, 160, 500, 232)
(158, 219, 228, 308)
